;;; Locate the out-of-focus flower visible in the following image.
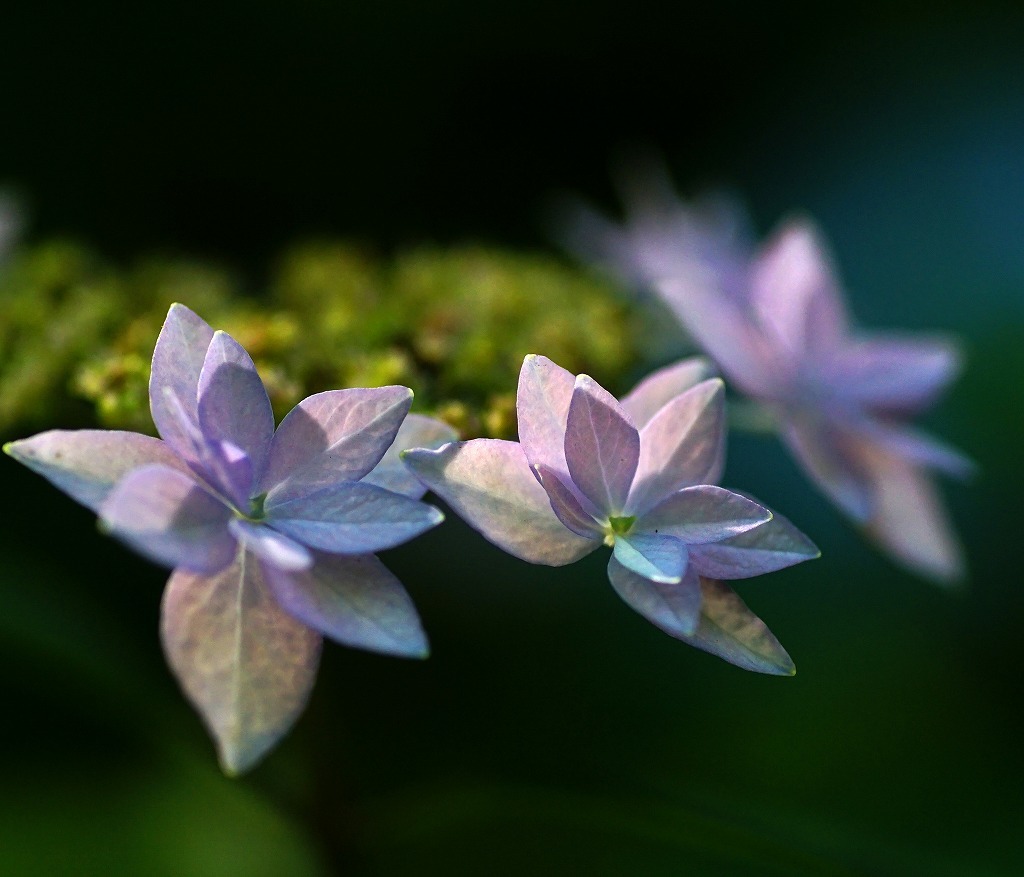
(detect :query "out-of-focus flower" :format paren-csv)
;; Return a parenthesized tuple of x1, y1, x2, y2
(404, 355, 818, 675)
(6, 303, 454, 774)
(563, 167, 971, 583)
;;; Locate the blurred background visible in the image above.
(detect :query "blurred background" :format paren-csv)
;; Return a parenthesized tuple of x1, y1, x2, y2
(1, 1, 1022, 874)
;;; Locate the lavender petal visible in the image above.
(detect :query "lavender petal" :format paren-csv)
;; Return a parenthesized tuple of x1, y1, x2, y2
(262, 552, 429, 658)
(401, 440, 598, 566)
(533, 463, 603, 538)
(100, 464, 236, 573)
(258, 386, 414, 503)
(612, 532, 687, 584)
(362, 413, 459, 499)
(607, 555, 701, 637)
(516, 354, 575, 481)
(229, 519, 313, 572)
(161, 550, 322, 775)
(690, 506, 820, 579)
(618, 357, 716, 428)
(637, 485, 771, 544)
(4, 429, 190, 512)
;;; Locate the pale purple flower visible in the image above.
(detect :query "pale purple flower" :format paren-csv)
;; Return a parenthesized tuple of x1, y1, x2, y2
(565, 169, 971, 583)
(5, 303, 454, 774)
(404, 354, 818, 675)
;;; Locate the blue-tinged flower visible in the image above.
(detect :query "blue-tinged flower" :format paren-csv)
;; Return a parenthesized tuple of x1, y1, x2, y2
(5, 303, 454, 774)
(404, 354, 818, 675)
(564, 169, 972, 583)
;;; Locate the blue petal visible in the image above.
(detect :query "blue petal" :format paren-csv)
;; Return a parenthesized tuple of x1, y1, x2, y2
(612, 532, 686, 584)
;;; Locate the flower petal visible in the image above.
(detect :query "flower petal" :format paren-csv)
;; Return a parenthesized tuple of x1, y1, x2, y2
(565, 375, 640, 514)
(684, 578, 795, 675)
(690, 505, 820, 579)
(618, 357, 716, 428)
(516, 354, 575, 480)
(862, 421, 975, 480)
(401, 440, 598, 566)
(228, 519, 313, 572)
(637, 485, 771, 544)
(749, 219, 849, 358)
(533, 463, 603, 538)
(150, 304, 215, 459)
(781, 417, 874, 522)
(827, 334, 962, 415)
(100, 464, 236, 573)
(197, 330, 275, 487)
(4, 429, 190, 512)
(258, 387, 414, 503)
(626, 378, 726, 514)
(612, 532, 687, 584)
(161, 550, 322, 776)
(262, 552, 429, 658)
(362, 413, 459, 499)
(265, 482, 444, 555)
(607, 555, 701, 637)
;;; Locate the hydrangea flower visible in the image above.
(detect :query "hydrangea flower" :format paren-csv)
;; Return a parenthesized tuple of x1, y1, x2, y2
(564, 169, 971, 583)
(404, 354, 818, 674)
(5, 303, 454, 773)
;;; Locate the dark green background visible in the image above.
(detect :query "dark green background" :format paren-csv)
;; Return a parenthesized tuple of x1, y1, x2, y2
(1, 2, 1022, 874)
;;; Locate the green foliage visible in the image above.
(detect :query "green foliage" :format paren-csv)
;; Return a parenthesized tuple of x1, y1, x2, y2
(0, 240, 645, 439)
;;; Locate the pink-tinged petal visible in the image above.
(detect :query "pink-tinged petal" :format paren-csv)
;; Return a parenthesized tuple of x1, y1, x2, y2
(362, 413, 459, 500)
(150, 304, 215, 458)
(258, 387, 414, 503)
(262, 552, 428, 658)
(516, 354, 575, 480)
(685, 578, 795, 675)
(161, 550, 322, 775)
(533, 464, 603, 538)
(637, 485, 771, 545)
(863, 422, 975, 480)
(781, 417, 874, 521)
(618, 357, 716, 428)
(4, 429, 190, 512)
(401, 440, 598, 566)
(627, 378, 726, 514)
(827, 334, 962, 415)
(228, 519, 313, 572)
(655, 277, 786, 399)
(690, 506, 820, 579)
(749, 219, 849, 358)
(99, 464, 236, 573)
(565, 375, 640, 514)
(607, 555, 701, 638)
(197, 331, 275, 486)
(612, 533, 687, 584)
(265, 482, 444, 555)
(859, 446, 965, 584)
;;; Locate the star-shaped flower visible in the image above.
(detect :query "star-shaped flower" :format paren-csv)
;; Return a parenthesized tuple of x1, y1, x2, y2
(404, 354, 818, 674)
(564, 170, 971, 583)
(5, 303, 455, 773)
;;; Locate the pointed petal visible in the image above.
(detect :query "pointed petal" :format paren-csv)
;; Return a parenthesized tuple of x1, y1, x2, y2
(516, 354, 575, 480)
(861, 447, 965, 584)
(4, 429, 190, 512)
(612, 532, 687, 583)
(401, 440, 598, 566)
(750, 219, 849, 357)
(655, 276, 785, 398)
(690, 505, 820, 579)
(161, 550, 322, 775)
(781, 417, 874, 521)
(197, 331, 275, 486)
(607, 555, 701, 637)
(627, 378, 726, 514)
(265, 482, 443, 555)
(258, 387, 414, 502)
(618, 357, 716, 428)
(828, 334, 962, 414)
(262, 552, 429, 658)
(533, 463, 603, 538)
(684, 578, 795, 675)
(150, 303, 215, 458)
(99, 464, 236, 573)
(229, 519, 313, 572)
(362, 413, 459, 499)
(565, 375, 640, 514)
(863, 421, 975, 480)
(638, 485, 771, 544)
